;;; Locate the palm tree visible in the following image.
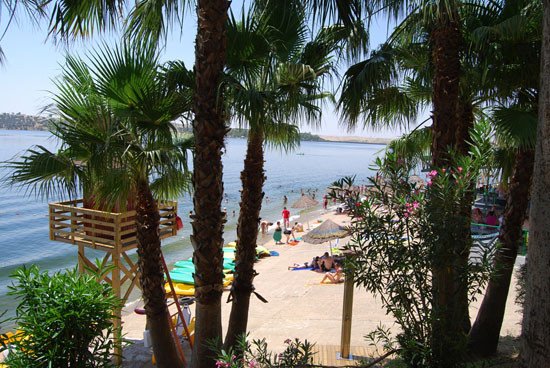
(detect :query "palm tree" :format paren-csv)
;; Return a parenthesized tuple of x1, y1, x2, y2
(519, 0, 550, 364)
(338, 16, 471, 360)
(5, 43, 193, 367)
(222, 0, 339, 348)
(39, 2, 231, 365)
(188, 1, 230, 366)
(466, 0, 541, 355)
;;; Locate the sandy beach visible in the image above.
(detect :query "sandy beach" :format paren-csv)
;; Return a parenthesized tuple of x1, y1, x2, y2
(121, 209, 523, 367)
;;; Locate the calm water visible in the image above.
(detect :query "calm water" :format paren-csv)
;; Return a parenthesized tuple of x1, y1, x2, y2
(0, 129, 383, 315)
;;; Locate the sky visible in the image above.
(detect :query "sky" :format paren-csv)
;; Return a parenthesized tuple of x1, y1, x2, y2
(0, 3, 413, 138)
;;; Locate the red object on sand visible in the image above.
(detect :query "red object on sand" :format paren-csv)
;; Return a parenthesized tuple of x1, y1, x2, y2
(176, 215, 184, 230)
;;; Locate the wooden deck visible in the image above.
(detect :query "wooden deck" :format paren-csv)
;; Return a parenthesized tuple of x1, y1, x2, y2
(313, 345, 371, 367)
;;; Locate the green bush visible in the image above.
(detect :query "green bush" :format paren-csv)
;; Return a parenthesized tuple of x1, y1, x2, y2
(213, 336, 315, 367)
(329, 152, 493, 367)
(1, 265, 121, 368)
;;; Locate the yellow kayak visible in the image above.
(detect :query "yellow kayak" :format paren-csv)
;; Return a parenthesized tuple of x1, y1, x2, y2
(165, 275, 234, 296)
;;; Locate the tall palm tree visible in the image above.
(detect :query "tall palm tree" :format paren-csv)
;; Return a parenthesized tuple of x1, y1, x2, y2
(189, 1, 230, 366)
(335, 1, 539, 364)
(5, 43, 193, 367)
(519, 0, 550, 365)
(338, 17, 471, 362)
(222, 0, 339, 348)
(466, 0, 541, 355)
(39, 2, 231, 365)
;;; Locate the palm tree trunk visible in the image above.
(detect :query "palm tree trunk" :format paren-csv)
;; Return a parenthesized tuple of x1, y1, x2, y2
(429, 4, 465, 366)
(456, 98, 475, 334)
(520, 1, 550, 365)
(224, 128, 265, 350)
(136, 179, 183, 368)
(469, 149, 534, 356)
(191, 0, 230, 367)
(430, 15, 461, 167)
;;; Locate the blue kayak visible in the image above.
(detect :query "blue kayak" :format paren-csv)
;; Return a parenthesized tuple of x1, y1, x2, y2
(169, 271, 195, 285)
(173, 259, 235, 271)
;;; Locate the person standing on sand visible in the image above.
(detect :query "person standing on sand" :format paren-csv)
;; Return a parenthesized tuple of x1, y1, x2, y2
(282, 207, 290, 228)
(283, 226, 296, 244)
(283, 195, 288, 204)
(323, 195, 328, 210)
(273, 221, 283, 244)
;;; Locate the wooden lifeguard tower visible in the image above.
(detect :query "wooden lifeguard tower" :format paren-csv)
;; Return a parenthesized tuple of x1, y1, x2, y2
(48, 199, 179, 363)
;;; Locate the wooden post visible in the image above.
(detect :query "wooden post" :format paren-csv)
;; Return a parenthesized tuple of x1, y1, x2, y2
(49, 206, 55, 240)
(173, 202, 178, 236)
(340, 266, 354, 359)
(78, 245, 85, 273)
(112, 214, 123, 366)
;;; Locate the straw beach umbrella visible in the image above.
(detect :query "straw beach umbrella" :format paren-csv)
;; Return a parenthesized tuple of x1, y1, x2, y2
(302, 219, 349, 248)
(291, 195, 319, 229)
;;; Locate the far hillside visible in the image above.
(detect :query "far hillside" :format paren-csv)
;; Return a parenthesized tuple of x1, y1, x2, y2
(0, 113, 389, 144)
(0, 113, 48, 131)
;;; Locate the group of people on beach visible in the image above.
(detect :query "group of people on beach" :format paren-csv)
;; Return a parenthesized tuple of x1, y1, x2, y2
(289, 252, 344, 284)
(259, 206, 305, 245)
(272, 220, 302, 244)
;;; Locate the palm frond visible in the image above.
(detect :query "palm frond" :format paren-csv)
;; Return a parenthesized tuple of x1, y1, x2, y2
(388, 126, 432, 168)
(150, 166, 192, 200)
(262, 121, 300, 152)
(126, 0, 192, 46)
(46, 0, 123, 42)
(2, 145, 81, 199)
(492, 105, 537, 150)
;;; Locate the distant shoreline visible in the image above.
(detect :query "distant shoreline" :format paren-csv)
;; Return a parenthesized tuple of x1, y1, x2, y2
(0, 127, 391, 146)
(318, 135, 391, 145)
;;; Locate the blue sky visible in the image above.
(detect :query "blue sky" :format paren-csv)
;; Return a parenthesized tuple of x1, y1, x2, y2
(0, 3, 412, 138)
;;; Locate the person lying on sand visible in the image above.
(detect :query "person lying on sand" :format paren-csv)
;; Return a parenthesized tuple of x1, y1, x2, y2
(288, 262, 311, 270)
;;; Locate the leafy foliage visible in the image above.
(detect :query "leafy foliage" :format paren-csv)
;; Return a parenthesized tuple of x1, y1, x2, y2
(3, 42, 193, 208)
(329, 150, 493, 367)
(213, 335, 315, 368)
(1, 265, 121, 368)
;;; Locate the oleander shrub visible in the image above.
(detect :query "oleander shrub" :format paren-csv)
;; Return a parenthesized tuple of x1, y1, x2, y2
(213, 335, 315, 367)
(329, 152, 493, 367)
(0, 265, 121, 368)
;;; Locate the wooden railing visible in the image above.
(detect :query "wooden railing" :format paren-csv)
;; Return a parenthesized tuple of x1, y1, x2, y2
(49, 199, 178, 252)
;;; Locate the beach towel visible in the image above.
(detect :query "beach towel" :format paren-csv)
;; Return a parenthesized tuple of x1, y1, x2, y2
(269, 250, 279, 256)
(290, 266, 313, 271)
(288, 240, 300, 246)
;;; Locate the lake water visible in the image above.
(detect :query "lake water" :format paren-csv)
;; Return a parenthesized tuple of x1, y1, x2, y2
(0, 129, 384, 315)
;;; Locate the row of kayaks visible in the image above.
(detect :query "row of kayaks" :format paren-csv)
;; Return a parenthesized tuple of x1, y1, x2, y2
(165, 244, 273, 296)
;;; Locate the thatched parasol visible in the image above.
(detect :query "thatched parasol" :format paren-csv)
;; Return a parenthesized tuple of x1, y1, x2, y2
(291, 195, 319, 230)
(302, 219, 349, 244)
(291, 195, 319, 209)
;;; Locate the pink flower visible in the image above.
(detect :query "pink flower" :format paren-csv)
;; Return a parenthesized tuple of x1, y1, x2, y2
(442, 168, 446, 173)
(457, 166, 463, 173)
(404, 212, 410, 218)
(249, 360, 259, 368)
(412, 201, 419, 209)
(427, 180, 432, 187)
(428, 170, 438, 178)
(215, 361, 229, 368)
